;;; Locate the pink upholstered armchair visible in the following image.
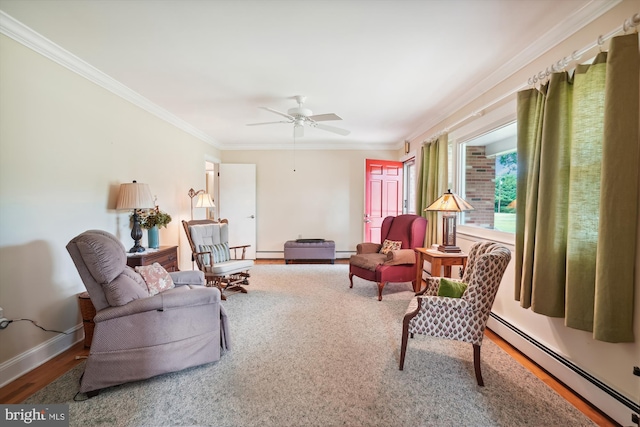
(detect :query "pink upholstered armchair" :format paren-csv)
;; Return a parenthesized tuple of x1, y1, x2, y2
(349, 214, 427, 301)
(399, 241, 511, 386)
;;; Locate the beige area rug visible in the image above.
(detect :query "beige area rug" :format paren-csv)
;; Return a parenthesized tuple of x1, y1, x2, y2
(25, 264, 596, 426)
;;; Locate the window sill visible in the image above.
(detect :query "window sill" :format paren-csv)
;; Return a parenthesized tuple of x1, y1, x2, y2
(457, 225, 515, 248)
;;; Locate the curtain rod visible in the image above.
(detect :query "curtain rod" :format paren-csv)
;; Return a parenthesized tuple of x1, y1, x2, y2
(423, 12, 640, 145)
(528, 12, 640, 85)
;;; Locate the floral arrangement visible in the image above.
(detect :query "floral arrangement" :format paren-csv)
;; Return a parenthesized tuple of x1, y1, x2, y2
(132, 205, 172, 229)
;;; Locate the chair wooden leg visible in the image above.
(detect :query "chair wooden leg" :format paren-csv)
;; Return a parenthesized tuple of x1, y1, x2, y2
(400, 298, 422, 370)
(377, 281, 386, 301)
(349, 272, 354, 288)
(473, 344, 484, 386)
(399, 316, 410, 370)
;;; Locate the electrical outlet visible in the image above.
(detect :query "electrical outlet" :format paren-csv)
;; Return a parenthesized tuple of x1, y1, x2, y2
(0, 306, 9, 330)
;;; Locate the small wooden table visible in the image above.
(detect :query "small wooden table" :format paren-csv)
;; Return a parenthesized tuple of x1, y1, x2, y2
(414, 247, 468, 292)
(126, 246, 179, 272)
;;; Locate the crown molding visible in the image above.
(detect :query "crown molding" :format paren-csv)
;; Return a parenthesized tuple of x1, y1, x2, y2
(2, 0, 621, 153)
(219, 141, 399, 151)
(405, 0, 622, 142)
(0, 10, 221, 149)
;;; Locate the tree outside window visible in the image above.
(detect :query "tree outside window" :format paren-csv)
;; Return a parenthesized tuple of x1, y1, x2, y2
(494, 152, 517, 232)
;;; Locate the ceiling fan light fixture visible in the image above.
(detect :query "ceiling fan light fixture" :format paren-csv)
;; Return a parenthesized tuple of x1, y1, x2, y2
(287, 106, 313, 117)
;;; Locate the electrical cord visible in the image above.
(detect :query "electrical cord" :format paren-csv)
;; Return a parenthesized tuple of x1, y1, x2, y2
(3, 318, 71, 334)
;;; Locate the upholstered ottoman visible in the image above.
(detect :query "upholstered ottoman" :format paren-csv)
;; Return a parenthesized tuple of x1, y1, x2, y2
(284, 239, 336, 264)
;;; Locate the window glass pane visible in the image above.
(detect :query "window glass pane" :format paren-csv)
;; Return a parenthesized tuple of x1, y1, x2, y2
(448, 139, 454, 189)
(460, 122, 517, 233)
(403, 158, 416, 214)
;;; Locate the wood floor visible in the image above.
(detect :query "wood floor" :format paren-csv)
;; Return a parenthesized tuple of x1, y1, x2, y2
(0, 260, 618, 426)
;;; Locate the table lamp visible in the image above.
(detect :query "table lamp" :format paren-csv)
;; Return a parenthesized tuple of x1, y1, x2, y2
(116, 180, 154, 253)
(425, 189, 474, 253)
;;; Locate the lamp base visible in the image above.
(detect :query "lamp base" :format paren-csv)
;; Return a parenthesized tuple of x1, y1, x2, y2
(129, 242, 146, 253)
(129, 210, 145, 253)
(437, 244, 462, 253)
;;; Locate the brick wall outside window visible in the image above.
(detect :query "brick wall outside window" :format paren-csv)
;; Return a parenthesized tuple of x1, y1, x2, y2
(464, 146, 495, 228)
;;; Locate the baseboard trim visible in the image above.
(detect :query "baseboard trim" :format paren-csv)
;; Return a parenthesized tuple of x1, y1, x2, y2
(488, 313, 639, 426)
(256, 251, 353, 259)
(0, 324, 84, 388)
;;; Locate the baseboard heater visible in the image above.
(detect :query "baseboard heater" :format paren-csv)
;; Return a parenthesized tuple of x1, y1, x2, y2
(489, 313, 640, 419)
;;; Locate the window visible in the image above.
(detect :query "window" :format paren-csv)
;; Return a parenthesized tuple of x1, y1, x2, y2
(403, 158, 416, 214)
(459, 122, 517, 233)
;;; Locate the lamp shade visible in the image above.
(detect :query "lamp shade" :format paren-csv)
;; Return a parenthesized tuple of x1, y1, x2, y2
(425, 189, 474, 212)
(116, 181, 154, 210)
(196, 193, 215, 208)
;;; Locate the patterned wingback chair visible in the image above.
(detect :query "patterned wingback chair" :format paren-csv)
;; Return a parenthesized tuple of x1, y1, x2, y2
(399, 241, 511, 386)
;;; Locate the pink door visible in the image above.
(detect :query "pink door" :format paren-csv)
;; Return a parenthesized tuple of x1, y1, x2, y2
(365, 159, 403, 243)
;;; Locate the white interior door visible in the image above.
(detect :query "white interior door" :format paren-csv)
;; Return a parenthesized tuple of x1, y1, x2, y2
(218, 164, 256, 259)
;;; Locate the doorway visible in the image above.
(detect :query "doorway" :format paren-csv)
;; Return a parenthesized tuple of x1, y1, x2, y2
(364, 159, 403, 243)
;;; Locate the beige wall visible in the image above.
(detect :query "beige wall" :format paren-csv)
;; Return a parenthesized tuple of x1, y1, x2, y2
(0, 34, 219, 376)
(221, 149, 399, 257)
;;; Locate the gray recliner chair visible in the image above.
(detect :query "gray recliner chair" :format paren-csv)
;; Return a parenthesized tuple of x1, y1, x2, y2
(67, 230, 230, 396)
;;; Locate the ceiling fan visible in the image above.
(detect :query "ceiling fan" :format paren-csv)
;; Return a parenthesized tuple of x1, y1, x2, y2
(247, 95, 350, 137)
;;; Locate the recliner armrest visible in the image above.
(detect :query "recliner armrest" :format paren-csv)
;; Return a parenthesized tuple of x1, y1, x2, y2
(94, 286, 220, 323)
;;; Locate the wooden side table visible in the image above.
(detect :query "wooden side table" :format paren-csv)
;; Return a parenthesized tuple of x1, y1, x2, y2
(77, 292, 96, 348)
(414, 247, 468, 292)
(126, 246, 179, 272)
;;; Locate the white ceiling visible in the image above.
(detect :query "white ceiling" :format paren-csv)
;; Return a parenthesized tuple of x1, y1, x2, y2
(0, 0, 615, 150)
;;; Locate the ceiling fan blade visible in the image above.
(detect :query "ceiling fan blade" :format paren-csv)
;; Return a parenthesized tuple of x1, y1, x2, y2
(308, 113, 342, 122)
(259, 106, 294, 120)
(246, 121, 290, 126)
(315, 123, 351, 136)
(294, 125, 304, 138)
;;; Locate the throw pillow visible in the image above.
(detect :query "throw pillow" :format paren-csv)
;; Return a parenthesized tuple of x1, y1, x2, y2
(199, 243, 230, 265)
(379, 239, 402, 254)
(135, 262, 175, 296)
(437, 277, 468, 298)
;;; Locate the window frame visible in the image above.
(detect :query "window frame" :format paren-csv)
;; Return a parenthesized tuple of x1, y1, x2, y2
(403, 157, 416, 214)
(448, 101, 517, 246)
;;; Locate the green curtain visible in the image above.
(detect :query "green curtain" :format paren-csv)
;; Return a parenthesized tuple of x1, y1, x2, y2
(515, 34, 639, 343)
(417, 134, 448, 247)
